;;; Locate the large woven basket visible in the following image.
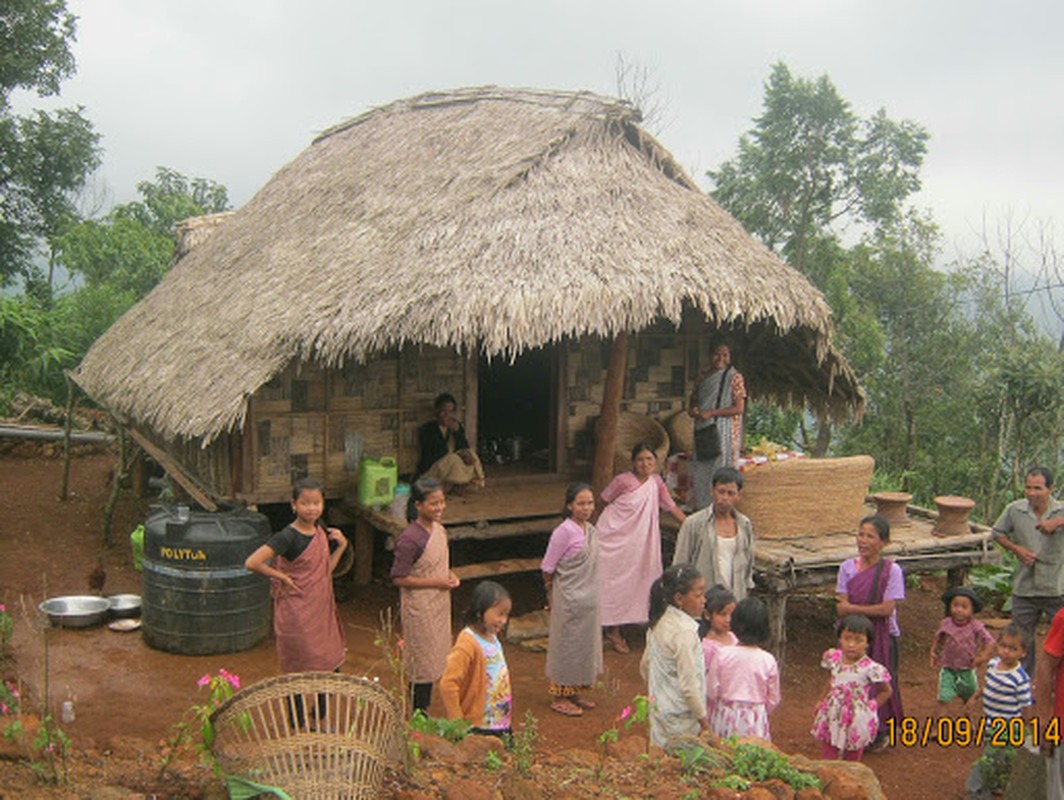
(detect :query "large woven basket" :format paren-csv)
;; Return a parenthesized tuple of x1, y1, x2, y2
(664, 409, 694, 455)
(599, 412, 670, 476)
(209, 672, 405, 800)
(735, 455, 875, 539)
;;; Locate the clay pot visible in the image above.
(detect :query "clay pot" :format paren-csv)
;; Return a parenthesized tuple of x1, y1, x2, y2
(872, 492, 912, 528)
(933, 495, 976, 537)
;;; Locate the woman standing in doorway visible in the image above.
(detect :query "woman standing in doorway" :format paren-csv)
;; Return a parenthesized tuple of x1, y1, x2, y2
(688, 340, 746, 511)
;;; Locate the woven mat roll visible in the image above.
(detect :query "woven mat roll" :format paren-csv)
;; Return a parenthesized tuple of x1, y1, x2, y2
(736, 455, 875, 539)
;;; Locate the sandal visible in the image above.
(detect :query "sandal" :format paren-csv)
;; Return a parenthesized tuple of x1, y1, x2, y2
(608, 635, 630, 654)
(572, 696, 596, 710)
(550, 700, 584, 717)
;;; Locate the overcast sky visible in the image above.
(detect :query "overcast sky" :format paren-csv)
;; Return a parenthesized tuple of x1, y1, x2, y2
(16, 0, 1064, 273)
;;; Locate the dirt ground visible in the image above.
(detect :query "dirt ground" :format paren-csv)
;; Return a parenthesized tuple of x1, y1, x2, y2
(0, 448, 1007, 798)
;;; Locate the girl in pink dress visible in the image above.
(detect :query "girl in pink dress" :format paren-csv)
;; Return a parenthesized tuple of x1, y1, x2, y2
(700, 584, 737, 718)
(707, 597, 780, 740)
(811, 614, 893, 761)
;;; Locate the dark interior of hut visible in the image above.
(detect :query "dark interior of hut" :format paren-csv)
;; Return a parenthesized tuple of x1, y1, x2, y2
(477, 348, 553, 476)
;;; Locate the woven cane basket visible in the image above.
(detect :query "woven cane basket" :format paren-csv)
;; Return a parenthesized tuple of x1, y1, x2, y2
(735, 455, 875, 539)
(664, 410, 694, 456)
(600, 412, 670, 477)
(209, 672, 405, 800)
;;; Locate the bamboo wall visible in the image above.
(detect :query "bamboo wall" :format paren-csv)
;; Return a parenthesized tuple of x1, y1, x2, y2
(189, 311, 730, 502)
(564, 323, 695, 470)
(241, 347, 468, 502)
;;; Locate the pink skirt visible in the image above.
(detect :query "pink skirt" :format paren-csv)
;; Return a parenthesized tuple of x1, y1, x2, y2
(710, 699, 771, 740)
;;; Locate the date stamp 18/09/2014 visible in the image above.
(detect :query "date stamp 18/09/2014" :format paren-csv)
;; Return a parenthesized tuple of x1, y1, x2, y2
(885, 716, 1061, 749)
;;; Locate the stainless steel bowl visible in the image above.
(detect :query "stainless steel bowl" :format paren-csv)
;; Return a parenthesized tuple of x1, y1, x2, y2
(39, 596, 111, 628)
(106, 594, 142, 618)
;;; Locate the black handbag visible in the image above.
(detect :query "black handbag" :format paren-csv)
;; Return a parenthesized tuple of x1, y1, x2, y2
(694, 367, 730, 462)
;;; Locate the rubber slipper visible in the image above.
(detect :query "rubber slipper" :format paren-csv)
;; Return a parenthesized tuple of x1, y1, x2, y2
(608, 636, 630, 654)
(572, 697, 596, 710)
(550, 701, 583, 717)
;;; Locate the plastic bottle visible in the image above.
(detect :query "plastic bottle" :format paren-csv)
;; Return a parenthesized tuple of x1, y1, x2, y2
(390, 483, 411, 523)
(61, 700, 75, 723)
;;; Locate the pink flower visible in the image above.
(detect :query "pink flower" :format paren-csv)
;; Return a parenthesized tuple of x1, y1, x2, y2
(618, 705, 633, 722)
(197, 673, 211, 687)
(0, 603, 6, 612)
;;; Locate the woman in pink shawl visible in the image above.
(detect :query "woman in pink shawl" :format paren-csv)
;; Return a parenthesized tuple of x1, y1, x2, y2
(835, 514, 905, 750)
(598, 443, 687, 654)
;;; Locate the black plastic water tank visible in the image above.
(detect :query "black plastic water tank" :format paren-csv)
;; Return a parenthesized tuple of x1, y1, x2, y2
(141, 504, 271, 655)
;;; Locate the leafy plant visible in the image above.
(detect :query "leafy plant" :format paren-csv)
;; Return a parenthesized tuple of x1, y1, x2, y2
(729, 742, 820, 790)
(970, 552, 1018, 612)
(158, 668, 242, 778)
(30, 712, 70, 784)
(409, 709, 471, 743)
(975, 746, 1016, 793)
(675, 744, 718, 778)
(0, 602, 13, 657)
(714, 774, 750, 791)
(485, 748, 503, 771)
(510, 710, 538, 778)
(1, 678, 22, 743)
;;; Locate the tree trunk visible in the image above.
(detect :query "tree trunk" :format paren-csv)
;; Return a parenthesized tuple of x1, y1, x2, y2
(591, 332, 629, 496)
(812, 417, 832, 457)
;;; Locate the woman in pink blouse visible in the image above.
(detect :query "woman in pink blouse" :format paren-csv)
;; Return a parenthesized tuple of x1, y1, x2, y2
(597, 443, 687, 653)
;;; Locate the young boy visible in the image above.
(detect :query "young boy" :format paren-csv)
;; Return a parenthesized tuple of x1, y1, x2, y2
(966, 623, 1032, 800)
(931, 586, 995, 709)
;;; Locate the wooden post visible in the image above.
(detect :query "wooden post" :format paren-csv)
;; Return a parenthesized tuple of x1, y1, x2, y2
(591, 332, 628, 495)
(463, 353, 478, 452)
(354, 515, 375, 586)
(59, 373, 76, 501)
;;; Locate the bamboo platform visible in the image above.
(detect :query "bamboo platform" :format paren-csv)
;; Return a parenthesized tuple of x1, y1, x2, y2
(337, 473, 568, 585)
(753, 501, 997, 658)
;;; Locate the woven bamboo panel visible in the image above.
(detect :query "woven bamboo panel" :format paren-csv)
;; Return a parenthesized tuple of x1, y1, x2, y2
(254, 415, 327, 496)
(736, 455, 875, 539)
(564, 332, 693, 466)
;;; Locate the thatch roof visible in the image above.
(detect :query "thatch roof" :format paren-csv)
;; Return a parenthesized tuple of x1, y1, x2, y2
(75, 86, 863, 443)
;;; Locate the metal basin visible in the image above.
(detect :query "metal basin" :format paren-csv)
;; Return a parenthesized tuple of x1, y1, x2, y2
(106, 594, 142, 618)
(39, 596, 111, 628)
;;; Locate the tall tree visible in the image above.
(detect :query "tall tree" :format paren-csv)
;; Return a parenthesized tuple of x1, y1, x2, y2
(0, 0, 100, 290)
(709, 63, 929, 453)
(709, 63, 928, 282)
(59, 167, 230, 298)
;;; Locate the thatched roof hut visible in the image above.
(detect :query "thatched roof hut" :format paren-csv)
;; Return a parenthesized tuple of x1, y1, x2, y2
(75, 86, 862, 456)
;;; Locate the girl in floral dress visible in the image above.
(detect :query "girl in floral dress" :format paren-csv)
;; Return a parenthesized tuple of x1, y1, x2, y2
(811, 614, 893, 761)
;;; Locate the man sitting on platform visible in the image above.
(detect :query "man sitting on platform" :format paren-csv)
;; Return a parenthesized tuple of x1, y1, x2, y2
(416, 393, 485, 493)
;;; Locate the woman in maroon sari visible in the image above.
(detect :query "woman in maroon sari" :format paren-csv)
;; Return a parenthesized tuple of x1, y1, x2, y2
(835, 515, 904, 749)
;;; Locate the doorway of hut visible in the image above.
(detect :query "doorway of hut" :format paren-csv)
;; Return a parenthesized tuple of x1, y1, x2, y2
(477, 347, 554, 477)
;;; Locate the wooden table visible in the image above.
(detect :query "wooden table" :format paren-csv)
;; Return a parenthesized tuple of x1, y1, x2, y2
(336, 475, 569, 585)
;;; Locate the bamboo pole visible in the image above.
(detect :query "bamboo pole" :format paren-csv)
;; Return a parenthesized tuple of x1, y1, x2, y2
(59, 373, 76, 501)
(591, 332, 628, 495)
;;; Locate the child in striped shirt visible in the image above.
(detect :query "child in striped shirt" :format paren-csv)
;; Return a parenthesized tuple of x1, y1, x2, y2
(966, 623, 1032, 800)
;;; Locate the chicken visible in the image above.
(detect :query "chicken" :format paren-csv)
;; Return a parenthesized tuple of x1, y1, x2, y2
(88, 555, 106, 596)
